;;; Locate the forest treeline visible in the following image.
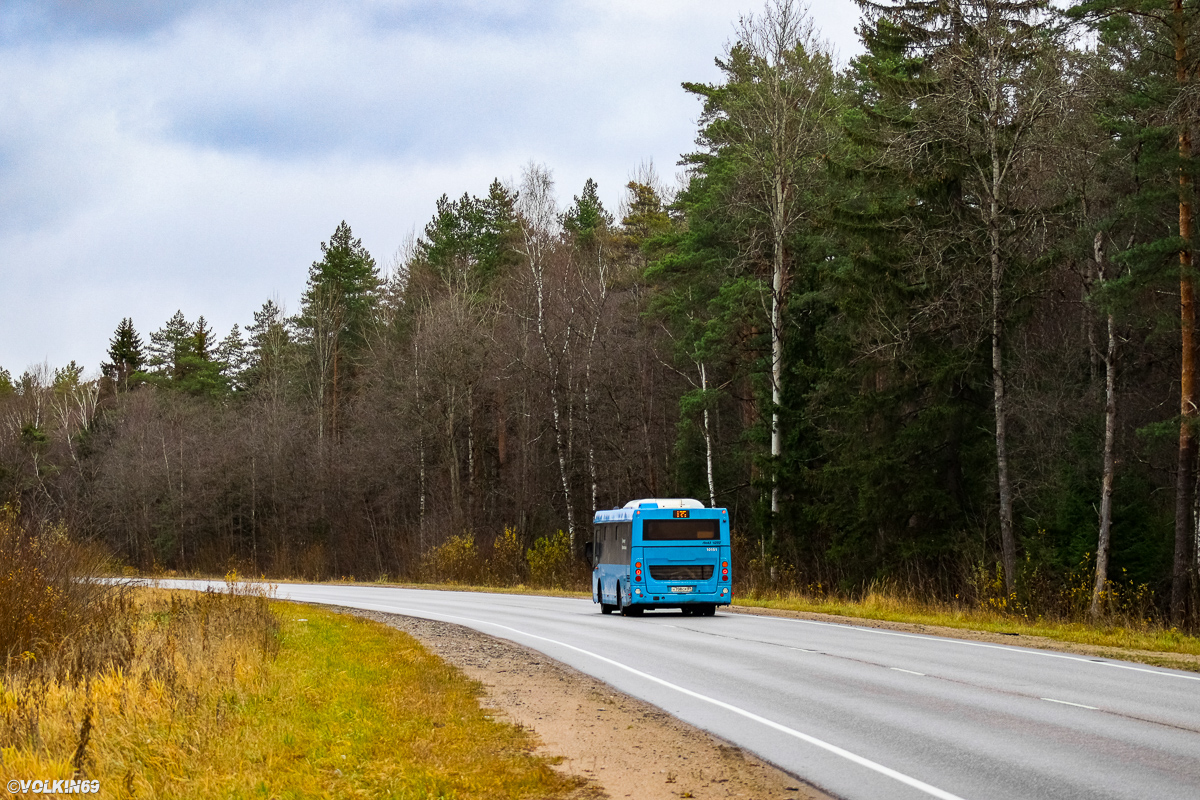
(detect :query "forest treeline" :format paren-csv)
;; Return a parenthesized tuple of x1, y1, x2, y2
(4, 0, 1200, 626)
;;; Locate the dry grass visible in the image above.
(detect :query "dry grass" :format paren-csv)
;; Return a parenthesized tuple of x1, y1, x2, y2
(0, 506, 130, 675)
(1, 581, 579, 799)
(734, 588, 1200, 658)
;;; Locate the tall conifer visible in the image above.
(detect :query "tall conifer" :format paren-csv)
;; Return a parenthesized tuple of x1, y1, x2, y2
(102, 317, 145, 392)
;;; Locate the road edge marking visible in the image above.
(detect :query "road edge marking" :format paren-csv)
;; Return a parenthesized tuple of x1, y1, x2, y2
(1041, 698, 1099, 710)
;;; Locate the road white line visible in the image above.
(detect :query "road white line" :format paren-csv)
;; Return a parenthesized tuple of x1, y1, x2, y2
(1041, 698, 1099, 710)
(759, 616, 1200, 682)
(343, 600, 969, 800)
(891, 668, 926, 676)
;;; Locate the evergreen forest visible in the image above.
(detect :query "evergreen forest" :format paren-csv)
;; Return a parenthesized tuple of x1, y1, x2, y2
(4, 0, 1200, 627)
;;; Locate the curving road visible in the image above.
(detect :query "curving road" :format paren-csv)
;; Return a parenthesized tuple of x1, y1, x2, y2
(160, 581, 1200, 800)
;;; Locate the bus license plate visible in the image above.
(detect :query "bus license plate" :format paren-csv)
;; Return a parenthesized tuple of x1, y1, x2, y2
(669, 586, 694, 593)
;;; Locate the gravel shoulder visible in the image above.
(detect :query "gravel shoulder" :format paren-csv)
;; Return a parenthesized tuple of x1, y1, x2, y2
(337, 607, 834, 800)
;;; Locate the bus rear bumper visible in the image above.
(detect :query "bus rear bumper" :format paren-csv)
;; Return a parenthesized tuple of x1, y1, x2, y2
(631, 586, 731, 608)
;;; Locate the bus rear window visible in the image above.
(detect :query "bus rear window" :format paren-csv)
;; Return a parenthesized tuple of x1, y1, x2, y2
(642, 519, 719, 541)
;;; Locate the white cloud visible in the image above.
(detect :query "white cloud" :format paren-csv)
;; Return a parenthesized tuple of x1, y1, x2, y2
(0, 0, 863, 375)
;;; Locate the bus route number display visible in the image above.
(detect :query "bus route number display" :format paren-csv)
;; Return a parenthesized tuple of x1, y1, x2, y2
(674, 510, 690, 518)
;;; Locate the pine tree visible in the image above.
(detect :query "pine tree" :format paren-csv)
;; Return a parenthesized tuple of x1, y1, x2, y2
(1069, 0, 1200, 625)
(144, 311, 228, 397)
(244, 300, 291, 395)
(620, 181, 673, 253)
(561, 178, 614, 250)
(101, 317, 145, 392)
(855, 0, 1069, 593)
(789, 10, 995, 588)
(296, 221, 380, 444)
(217, 324, 249, 391)
(298, 221, 380, 351)
(146, 311, 194, 382)
(413, 181, 520, 297)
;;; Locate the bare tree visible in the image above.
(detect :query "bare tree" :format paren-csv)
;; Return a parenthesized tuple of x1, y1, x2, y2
(516, 163, 579, 546)
(303, 285, 344, 460)
(1090, 231, 1120, 619)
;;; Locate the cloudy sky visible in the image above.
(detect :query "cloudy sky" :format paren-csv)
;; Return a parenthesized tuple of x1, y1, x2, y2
(0, 0, 862, 376)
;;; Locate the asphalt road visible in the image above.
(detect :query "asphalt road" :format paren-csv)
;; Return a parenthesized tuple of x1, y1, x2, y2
(160, 581, 1200, 800)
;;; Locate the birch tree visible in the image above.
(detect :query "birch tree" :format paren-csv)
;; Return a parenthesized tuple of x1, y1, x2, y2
(563, 178, 617, 516)
(683, 0, 837, 542)
(516, 164, 578, 546)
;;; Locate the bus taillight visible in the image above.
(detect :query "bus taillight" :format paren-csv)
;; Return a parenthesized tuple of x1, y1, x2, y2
(721, 561, 729, 580)
(635, 562, 642, 582)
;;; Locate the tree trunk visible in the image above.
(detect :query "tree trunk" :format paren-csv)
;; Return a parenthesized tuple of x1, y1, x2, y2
(251, 455, 258, 572)
(495, 391, 507, 469)
(467, 387, 475, 520)
(533, 250, 576, 546)
(414, 351, 427, 556)
(770, 169, 786, 543)
(584, 257, 607, 518)
(549, 367, 575, 545)
(1091, 233, 1117, 621)
(447, 399, 461, 530)
(1173, 2, 1196, 625)
(989, 118, 1017, 597)
(700, 361, 717, 509)
(418, 433, 426, 553)
(518, 165, 575, 544)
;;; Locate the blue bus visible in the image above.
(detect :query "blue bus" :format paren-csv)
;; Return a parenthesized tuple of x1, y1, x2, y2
(590, 498, 731, 616)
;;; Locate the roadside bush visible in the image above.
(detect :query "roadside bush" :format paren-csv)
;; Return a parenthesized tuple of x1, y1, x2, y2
(421, 533, 485, 585)
(526, 531, 572, 589)
(489, 527, 526, 586)
(0, 505, 130, 676)
(1, 579, 280, 780)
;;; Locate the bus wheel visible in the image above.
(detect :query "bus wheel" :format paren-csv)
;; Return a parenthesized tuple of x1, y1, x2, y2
(618, 585, 642, 617)
(680, 606, 694, 616)
(601, 602, 615, 614)
(701, 604, 717, 616)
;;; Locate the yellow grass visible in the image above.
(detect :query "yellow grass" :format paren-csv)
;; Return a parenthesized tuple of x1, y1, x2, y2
(130, 570, 1200, 664)
(1, 586, 578, 799)
(733, 590, 1200, 658)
